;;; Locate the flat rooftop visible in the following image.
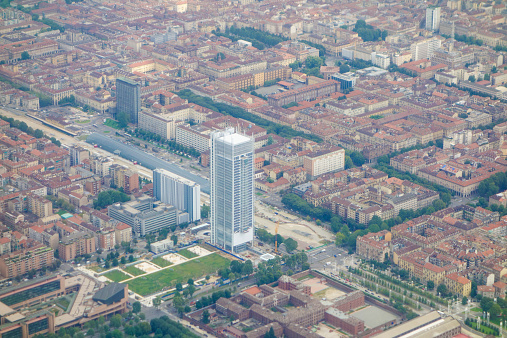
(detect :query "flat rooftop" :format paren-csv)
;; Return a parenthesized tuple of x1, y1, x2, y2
(351, 305, 398, 328)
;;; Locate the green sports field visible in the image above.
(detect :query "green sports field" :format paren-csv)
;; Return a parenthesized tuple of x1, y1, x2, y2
(127, 253, 230, 296)
(104, 270, 130, 282)
(152, 257, 173, 268)
(123, 265, 146, 276)
(178, 249, 198, 259)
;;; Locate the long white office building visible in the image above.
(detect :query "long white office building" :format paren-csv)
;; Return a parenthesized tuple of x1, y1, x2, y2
(153, 168, 201, 222)
(210, 128, 254, 253)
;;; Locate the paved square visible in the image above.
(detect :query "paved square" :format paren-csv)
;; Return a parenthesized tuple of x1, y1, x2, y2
(302, 277, 328, 294)
(351, 306, 398, 328)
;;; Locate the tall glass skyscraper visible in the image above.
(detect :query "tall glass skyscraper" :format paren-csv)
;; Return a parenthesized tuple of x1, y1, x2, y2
(116, 77, 141, 124)
(211, 128, 254, 253)
(153, 168, 201, 222)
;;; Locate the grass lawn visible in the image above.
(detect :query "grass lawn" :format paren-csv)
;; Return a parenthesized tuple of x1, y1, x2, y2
(471, 307, 482, 312)
(123, 265, 146, 276)
(104, 270, 130, 282)
(76, 119, 90, 124)
(152, 257, 173, 268)
(77, 135, 88, 141)
(256, 192, 263, 196)
(88, 265, 108, 272)
(103, 130, 110, 133)
(297, 274, 315, 281)
(56, 297, 70, 311)
(104, 118, 120, 129)
(127, 253, 230, 296)
(178, 249, 199, 259)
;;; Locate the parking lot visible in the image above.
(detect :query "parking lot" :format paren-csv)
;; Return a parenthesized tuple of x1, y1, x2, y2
(308, 245, 353, 270)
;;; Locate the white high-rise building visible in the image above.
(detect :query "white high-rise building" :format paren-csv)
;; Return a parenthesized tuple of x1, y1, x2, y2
(426, 6, 441, 31)
(153, 168, 201, 222)
(410, 37, 442, 61)
(210, 128, 254, 253)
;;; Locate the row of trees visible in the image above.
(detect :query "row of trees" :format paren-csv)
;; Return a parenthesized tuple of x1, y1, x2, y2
(282, 252, 309, 272)
(0, 74, 53, 107)
(226, 26, 287, 48)
(256, 228, 298, 252)
(0, 115, 61, 146)
(195, 289, 232, 309)
(176, 89, 323, 142)
(353, 20, 388, 42)
(256, 256, 283, 285)
(93, 189, 131, 209)
(299, 40, 327, 57)
(218, 259, 254, 281)
(289, 55, 325, 78)
(281, 193, 333, 223)
(477, 171, 507, 198)
(131, 128, 201, 158)
(45, 195, 75, 213)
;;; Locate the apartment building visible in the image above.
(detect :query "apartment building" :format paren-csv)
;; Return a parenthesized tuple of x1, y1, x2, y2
(109, 165, 139, 193)
(27, 194, 53, 218)
(356, 230, 391, 262)
(115, 222, 132, 245)
(303, 146, 345, 179)
(175, 124, 212, 152)
(444, 273, 472, 296)
(0, 244, 54, 278)
(99, 229, 116, 251)
(268, 80, 340, 107)
(58, 231, 96, 262)
(422, 263, 446, 286)
(411, 37, 441, 61)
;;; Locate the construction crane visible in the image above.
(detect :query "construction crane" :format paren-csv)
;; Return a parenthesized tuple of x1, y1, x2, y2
(275, 221, 279, 253)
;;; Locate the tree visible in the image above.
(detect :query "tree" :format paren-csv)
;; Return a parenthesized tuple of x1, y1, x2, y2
(264, 327, 276, 338)
(187, 278, 194, 286)
(109, 314, 122, 328)
(489, 303, 502, 317)
(462, 296, 468, 305)
(267, 135, 274, 145)
(427, 280, 435, 290)
(437, 284, 447, 296)
(120, 256, 126, 264)
(481, 297, 494, 312)
(468, 75, 476, 82)
(432, 199, 446, 210)
(202, 310, 210, 324)
(34, 129, 44, 138)
(176, 283, 183, 292)
(21, 51, 30, 60)
(132, 301, 141, 313)
(305, 56, 324, 69)
(152, 297, 161, 307)
(117, 111, 130, 129)
(228, 272, 235, 281)
(339, 64, 350, 73)
(284, 238, 298, 252)
(170, 234, 178, 246)
(201, 204, 210, 218)
(86, 329, 95, 336)
(484, 73, 490, 81)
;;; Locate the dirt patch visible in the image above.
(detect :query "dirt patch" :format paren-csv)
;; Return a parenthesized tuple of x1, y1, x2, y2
(188, 246, 211, 256)
(162, 253, 188, 265)
(135, 262, 160, 273)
